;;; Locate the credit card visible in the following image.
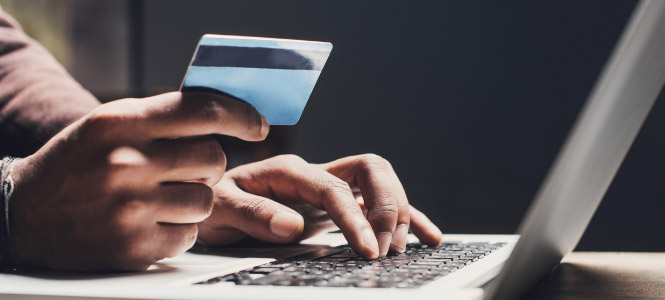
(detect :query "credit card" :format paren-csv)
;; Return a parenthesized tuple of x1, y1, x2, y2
(180, 34, 333, 125)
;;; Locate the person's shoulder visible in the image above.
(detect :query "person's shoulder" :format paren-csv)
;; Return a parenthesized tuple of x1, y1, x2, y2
(0, 6, 25, 30)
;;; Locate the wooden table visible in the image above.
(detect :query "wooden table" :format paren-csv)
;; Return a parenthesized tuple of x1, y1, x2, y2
(521, 252, 665, 299)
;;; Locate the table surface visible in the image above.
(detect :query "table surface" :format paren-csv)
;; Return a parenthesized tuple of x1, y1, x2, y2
(521, 252, 665, 299)
(2, 251, 664, 300)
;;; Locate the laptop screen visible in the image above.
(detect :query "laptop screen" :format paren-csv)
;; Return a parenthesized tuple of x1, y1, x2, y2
(486, 1, 665, 299)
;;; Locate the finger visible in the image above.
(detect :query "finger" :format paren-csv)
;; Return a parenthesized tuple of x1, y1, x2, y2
(385, 161, 410, 253)
(353, 191, 368, 217)
(409, 206, 443, 246)
(144, 136, 226, 186)
(197, 223, 248, 246)
(236, 156, 380, 259)
(94, 92, 269, 142)
(155, 223, 199, 259)
(108, 223, 198, 270)
(322, 154, 409, 256)
(209, 180, 305, 243)
(148, 182, 214, 224)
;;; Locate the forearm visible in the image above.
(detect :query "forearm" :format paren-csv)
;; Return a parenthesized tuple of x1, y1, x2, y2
(0, 9, 100, 157)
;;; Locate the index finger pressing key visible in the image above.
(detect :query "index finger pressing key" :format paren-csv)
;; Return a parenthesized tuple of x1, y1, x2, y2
(245, 157, 381, 259)
(290, 169, 381, 259)
(321, 154, 408, 256)
(111, 92, 269, 141)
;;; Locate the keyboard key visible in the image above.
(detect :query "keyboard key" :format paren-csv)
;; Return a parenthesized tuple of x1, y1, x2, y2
(194, 242, 507, 288)
(250, 267, 281, 274)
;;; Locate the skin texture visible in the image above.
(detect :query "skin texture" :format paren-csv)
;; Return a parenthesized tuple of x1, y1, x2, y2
(0, 10, 443, 272)
(9, 91, 442, 272)
(199, 154, 443, 259)
(9, 92, 268, 271)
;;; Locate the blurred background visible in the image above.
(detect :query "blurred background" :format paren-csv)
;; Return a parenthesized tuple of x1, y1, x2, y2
(2, 0, 663, 251)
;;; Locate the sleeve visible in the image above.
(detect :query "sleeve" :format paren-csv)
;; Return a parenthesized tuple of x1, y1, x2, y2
(0, 9, 101, 157)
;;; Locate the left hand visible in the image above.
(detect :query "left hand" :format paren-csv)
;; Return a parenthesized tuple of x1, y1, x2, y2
(198, 154, 443, 259)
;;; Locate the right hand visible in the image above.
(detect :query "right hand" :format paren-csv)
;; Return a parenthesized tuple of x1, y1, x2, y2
(198, 154, 443, 258)
(8, 92, 268, 272)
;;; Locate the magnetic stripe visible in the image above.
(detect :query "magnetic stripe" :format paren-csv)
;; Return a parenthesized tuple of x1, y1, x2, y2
(192, 45, 328, 71)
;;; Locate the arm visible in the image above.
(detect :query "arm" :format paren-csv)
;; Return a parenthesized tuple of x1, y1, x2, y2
(0, 9, 100, 157)
(0, 9, 441, 270)
(9, 92, 268, 271)
(0, 9, 269, 272)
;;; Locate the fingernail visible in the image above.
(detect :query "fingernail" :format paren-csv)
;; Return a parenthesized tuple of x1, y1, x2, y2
(390, 224, 409, 253)
(269, 212, 302, 238)
(376, 231, 393, 257)
(361, 228, 379, 258)
(260, 115, 270, 138)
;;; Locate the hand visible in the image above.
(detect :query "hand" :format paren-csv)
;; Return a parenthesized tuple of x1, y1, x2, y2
(198, 154, 443, 259)
(9, 92, 268, 271)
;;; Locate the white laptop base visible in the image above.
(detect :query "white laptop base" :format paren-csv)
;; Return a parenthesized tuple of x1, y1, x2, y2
(0, 233, 518, 300)
(3, 1, 663, 298)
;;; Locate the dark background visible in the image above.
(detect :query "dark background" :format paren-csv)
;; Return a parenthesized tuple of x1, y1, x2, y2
(139, 0, 663, 251)
(9, 0, 665, 251)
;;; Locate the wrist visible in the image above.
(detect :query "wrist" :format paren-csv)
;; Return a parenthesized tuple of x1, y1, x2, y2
(0, 156, 23, 271)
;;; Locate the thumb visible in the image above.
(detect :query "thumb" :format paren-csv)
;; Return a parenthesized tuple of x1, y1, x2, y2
(206, 183, 305, 244)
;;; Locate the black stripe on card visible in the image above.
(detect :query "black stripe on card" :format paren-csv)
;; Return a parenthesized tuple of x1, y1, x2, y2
(192, 45, 328, 71)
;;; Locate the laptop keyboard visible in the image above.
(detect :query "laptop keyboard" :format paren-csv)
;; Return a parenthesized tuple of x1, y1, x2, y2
(195, 241, 506, 288)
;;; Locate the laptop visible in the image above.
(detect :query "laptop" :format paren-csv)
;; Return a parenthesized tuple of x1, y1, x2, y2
(2, 0, 665, 299)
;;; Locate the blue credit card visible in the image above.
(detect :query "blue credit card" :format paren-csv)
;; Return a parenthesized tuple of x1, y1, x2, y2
(180, 34, 333, 125)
